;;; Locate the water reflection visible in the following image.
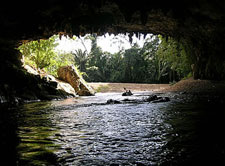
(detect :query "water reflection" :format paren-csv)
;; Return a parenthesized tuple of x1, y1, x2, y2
(51, 102, 171, 166)
(16, 102, 60, 166)
(1, 92, 224, 166)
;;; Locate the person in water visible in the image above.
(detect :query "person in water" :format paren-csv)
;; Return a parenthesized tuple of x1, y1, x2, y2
(123, 88, 133, 96)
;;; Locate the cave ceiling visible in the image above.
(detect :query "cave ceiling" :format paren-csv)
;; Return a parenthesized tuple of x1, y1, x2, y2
(1, 0, 224, 42)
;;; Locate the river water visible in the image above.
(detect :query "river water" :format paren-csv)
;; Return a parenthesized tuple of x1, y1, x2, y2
(0, 92, 224, 166)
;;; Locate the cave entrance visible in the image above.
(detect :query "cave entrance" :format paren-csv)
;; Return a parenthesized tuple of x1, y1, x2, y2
(18, 32, 192, 86)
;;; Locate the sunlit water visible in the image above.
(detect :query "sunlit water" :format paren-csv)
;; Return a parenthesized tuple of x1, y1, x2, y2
(1, 92, 224, 166)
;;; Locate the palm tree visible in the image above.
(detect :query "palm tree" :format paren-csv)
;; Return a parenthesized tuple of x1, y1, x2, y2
(73, 49, 88, 72)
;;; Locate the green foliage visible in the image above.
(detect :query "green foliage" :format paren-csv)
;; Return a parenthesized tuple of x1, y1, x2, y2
(122, 44, 147, 82)
(48, 51, 74, 76)
(140, 36, 161, 82)
(19, 36, 58, 70)
(156, 36, 192, 81)
(18, 35, 74, 76)
(18, 34, 192, 83)
(81, 34, 192, 83)
(72, 49, 88, 72)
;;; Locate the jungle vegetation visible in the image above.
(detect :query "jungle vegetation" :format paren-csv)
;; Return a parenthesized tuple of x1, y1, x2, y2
(18, 34, 192, 83)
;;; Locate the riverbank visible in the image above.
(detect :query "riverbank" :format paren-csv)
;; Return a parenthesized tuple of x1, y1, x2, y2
(88, 82, 170, 93)
(88, 77, 225, 95)
(162, 77, 225, 95)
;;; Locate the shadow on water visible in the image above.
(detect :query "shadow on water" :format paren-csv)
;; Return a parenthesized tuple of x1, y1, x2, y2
(0, 105, 19, 166)
(16, 102, 60, 166)
(160, 101, 225, 166)
(0, 102, 60, 166)
(0, 92, 224, 166)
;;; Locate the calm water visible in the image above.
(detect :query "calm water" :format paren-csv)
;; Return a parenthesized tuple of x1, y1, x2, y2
(0, 92, 224, 166)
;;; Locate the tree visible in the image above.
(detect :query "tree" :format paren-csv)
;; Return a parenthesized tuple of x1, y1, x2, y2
(156, 36, 192, 82)
(72, 49, 88, 72)
(18, 35, 75, 76)
(140, 36, 161, 82)
(19, 36, 58, 71)
(48, 51, 74, 76)
(122, 43, 149, 83)
(108, 52, 124, 82)
(84, 34, 107, 82)
(59, 33, 192, 84)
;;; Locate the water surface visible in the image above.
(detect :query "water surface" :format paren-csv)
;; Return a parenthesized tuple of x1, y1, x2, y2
(1, 92, 224, 165)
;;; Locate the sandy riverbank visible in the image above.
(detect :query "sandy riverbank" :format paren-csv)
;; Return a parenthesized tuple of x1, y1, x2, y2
(88, 82, 170, 93)
(88, 78, 225, 95)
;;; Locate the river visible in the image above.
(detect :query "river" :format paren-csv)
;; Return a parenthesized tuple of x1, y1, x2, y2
(0, 92, 224, 166)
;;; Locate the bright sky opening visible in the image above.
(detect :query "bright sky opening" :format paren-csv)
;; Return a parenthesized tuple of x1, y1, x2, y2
(55, 33, 152, 54)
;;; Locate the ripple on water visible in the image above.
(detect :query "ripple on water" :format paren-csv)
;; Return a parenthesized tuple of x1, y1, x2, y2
(16, 93, 225, 166)
(47, 99, 171, 166)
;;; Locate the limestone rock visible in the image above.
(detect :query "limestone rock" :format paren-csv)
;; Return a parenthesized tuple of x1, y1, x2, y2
(57, 66, 95, 96)
(106, 99, 121, 104)
(23, 65, 39, 75)
(144, 95, 158, 102)
(46, 75, 76, 97)
(24, 65, 76, 97)
(151, 97, 170, 103)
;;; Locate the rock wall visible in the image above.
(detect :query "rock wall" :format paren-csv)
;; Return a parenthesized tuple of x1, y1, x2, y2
(0, 68, 74, 104)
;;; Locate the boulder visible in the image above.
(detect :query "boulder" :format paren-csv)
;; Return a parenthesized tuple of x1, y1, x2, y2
(23, 65, 39, 75)
(46, 74, 76, 96)
(152, 97, 170, 103)
(24, 65, 77, 97)
(57, 66, 95, 96)
(106, 99, 121, 104)
(107, 95, 170, 105)
(144, 95, 158, 102)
